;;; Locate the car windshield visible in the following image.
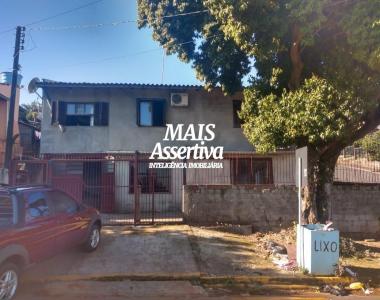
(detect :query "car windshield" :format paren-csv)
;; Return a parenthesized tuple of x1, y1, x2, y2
(0, 195, 14, 228)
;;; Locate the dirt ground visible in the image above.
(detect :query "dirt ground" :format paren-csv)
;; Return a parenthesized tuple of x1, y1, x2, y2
(339, 239, 380, 283)
(188, 226, 287, 277)
(189, 225, 380, 297)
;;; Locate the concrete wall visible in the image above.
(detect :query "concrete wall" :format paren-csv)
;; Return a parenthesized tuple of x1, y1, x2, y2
(183, 185, 298, 231)
(183, 183, 380, 233)
(330, 183, 380, 233)
(41, 87, 253, 153)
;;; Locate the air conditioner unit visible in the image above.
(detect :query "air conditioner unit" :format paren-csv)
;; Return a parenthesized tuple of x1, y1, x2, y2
(170, 93, 188, 107)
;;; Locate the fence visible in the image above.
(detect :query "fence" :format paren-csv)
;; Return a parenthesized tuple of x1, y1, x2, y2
(9, 146, 379, 225)
(334, 145, 380, 183)
(10, 151, 296, 224)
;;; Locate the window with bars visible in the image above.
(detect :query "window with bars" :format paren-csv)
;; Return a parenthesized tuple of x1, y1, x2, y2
(129, 162, 171, 193)
(52, 162, 83, 176)
(231, 158, 273, 184)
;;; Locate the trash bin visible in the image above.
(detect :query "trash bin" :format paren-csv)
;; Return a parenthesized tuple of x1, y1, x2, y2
(297, 224, 339, 275)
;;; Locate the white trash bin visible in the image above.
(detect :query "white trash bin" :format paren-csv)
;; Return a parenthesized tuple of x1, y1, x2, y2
(297, 224, 339, 275)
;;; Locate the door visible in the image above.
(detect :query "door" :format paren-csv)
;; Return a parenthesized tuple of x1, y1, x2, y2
(49, 190, 90, 249)
(83, 161, 102, 209)
(22, 190, 59, 262)
(101, 161, 115, 213)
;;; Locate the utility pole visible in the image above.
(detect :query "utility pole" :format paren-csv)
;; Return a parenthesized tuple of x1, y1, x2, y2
(4, 26, 25, 170)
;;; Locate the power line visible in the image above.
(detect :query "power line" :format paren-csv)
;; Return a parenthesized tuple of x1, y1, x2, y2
(43, 34, 221, 70)
(0, 0, 106, 35)
(29, 9, 209, 32)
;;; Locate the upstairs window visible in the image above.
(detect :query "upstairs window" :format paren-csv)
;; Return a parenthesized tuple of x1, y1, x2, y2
(137, 99, 165, 127)
(66, 103, 94, 126)
(52, 101, 109, 126)
(233, 100, 242, 128)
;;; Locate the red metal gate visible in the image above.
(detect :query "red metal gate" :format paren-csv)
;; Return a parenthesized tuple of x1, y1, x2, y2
(10, 154, 183, 225)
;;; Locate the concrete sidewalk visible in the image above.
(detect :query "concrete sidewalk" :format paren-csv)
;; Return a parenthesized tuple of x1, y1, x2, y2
(22, 225, 350, 285)
(18, 225, 379, 299)
(23, 225, 200, 282)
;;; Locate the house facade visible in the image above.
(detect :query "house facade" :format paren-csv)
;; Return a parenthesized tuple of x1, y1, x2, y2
(30, 80, 295, 221)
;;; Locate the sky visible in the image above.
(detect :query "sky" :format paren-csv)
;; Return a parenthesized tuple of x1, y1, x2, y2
(0, 0, 204, 104)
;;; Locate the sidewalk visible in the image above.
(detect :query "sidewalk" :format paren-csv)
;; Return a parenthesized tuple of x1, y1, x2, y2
(19, 225, 380, 300)
(23, 225, 200, 282)
(23, 225, 339, 283)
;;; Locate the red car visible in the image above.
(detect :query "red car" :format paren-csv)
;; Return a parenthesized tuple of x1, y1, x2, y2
(0, 185, 102, 300)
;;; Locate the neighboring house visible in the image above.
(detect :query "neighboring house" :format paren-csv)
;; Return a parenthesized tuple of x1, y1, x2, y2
(0, 72, 23, 167)
(29, 80, 295, 218)
(18, 106, 41, 157)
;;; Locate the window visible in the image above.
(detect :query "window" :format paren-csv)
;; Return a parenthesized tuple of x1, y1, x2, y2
(66, 103, 95, 126)
(52, 162, 83, 176)
(137, 99, 165, 126)
(52, 101, 109, 126)
(50, 191, 78, 214)
(25, 192, 50, 221)
(233, 100, 242, 128)
(231, 158, 273, 184)
(0, 196, 14, 228)
(129, 162, 170, 193)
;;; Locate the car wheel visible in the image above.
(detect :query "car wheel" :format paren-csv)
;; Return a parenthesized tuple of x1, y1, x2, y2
(0, 262, 19, 300)
(83, 224, 101, 252)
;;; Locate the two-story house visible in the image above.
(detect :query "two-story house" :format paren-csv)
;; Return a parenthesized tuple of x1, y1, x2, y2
(30, 79, 295, 223)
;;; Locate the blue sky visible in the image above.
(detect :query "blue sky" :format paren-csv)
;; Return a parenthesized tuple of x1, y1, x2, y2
(0, 0, 203, 104)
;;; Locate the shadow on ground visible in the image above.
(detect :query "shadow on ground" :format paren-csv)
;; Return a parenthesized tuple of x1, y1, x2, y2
(188, 226, 289, 277)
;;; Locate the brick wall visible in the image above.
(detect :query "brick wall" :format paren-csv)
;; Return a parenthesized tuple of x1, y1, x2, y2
(183, 183, 380, 233)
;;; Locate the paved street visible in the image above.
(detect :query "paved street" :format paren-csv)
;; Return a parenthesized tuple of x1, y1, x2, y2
(14, 280, 380, 300)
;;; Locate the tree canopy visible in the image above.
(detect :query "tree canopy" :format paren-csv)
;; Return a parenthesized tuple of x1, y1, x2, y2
(20, 100, 42, 123)
(138, 0, 380, 222)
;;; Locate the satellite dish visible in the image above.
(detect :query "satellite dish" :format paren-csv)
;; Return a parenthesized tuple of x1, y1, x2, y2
(28, 77, 40, 93)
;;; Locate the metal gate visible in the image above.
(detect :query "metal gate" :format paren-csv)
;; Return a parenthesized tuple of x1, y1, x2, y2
(10, 154, 183, 225)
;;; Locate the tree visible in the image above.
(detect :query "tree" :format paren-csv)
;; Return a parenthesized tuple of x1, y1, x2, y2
(355, 131, 380, 161)
(20, 100, 42, 123)
(138, 0, 380, 223)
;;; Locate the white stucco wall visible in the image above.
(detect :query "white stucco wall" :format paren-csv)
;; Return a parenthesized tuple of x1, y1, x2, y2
(40, 86, 253, 153)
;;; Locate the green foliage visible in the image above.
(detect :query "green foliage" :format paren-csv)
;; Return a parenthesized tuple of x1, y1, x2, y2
(21, 100, 42, 122)
(240, 76, 367, 153)
(356, 131, 380, 161)
(138, 0, 380, 151)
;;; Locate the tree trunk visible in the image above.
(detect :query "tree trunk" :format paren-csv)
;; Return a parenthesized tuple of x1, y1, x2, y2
(302, 147, 340, 224)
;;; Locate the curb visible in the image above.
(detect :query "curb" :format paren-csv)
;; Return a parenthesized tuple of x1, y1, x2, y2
(199, 275, 352, 286)
(23, 272, 202, 283)
(23, 272, 352, 286)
